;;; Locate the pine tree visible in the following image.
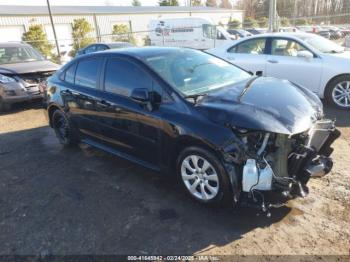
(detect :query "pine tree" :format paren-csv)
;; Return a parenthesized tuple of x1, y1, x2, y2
(71, 18, 94, 57)
(22, 24, 53, 58)
(227, 18, 241, 29)
(206, 0, 217, 7)
(219, 0, 232, 9)
(280, 17, 290, 27)
(243, 17, 258, 28)
(132, 0, 141, 6)
(191, 0, 202, 6)
(257, 17, 268, 27)
(159, 0, 179, 6)
(112, 24, 136, 45)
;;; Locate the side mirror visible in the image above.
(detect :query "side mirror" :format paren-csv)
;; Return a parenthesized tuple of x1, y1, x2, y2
(256, 71, 263, 76)
(131, 88, 150, 103)
(297, 50, 313, 60)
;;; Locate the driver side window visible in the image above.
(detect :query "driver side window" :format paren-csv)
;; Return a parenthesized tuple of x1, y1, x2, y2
(229, 38, 266, 55)
(271, 39, 307, 57)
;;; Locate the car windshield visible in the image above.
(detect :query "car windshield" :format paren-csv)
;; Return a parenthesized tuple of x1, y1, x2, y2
(0, 46, 45, 65)
(299, 34, 344, 53)
(143, 49, 251, 96)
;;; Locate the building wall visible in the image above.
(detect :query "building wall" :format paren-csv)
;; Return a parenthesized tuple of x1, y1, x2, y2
(0, 10, 243, 48)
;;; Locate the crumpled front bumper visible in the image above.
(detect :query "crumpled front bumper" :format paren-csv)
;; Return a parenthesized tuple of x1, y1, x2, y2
(1, 82, 44, 104)
(287, 119, 340, 196)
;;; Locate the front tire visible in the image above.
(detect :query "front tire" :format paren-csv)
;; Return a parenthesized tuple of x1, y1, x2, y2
(176, 146, 231, 205)
(325, 75, 350, 109)
(52, 110, 79, 147)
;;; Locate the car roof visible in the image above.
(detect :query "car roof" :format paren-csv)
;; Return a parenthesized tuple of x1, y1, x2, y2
(105, 42, 134, 47)
(244, 32, 314, 39)
(0, 42, 31, 48)
(84, 46, 193, 60)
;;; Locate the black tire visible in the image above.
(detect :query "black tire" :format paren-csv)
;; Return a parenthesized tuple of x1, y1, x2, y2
(0, 100, 11, 112)
(52, 110, 79, 147)
(325, 75, 350, 110)
(176, 146, 232, 205)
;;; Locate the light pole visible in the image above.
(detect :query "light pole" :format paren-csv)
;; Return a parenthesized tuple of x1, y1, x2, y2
(268, 0, 277, 32)
(46, 0, 61, 62)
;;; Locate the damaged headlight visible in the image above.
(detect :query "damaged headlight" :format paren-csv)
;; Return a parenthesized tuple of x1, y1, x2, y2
(0, 74, 16, 84)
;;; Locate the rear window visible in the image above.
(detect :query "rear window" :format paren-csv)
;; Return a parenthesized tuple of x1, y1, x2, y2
(64, 63, 76, 84)
(230, 38, 266, 54)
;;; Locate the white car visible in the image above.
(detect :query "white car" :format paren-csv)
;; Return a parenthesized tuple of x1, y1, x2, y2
(207, 32, 350, 109)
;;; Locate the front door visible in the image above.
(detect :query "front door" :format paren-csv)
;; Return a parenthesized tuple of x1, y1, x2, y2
(225, 37, 267, 76)
(96, 57, 163, 166)
(265, 37, 323, 93)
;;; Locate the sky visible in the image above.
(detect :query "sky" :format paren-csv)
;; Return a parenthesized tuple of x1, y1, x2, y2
(0, 0, 187, 6)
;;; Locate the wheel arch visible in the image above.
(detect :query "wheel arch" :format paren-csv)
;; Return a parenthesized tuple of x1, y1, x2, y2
(324, 73, 350, 96)
(169, 135, 223, 171)
(47, 103, 63, 127)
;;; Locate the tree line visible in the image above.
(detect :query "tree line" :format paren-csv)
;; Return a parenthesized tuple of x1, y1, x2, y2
(22, 18, 136, 63)
(157, 0, 350, 24)
(236, 0, 350, 24)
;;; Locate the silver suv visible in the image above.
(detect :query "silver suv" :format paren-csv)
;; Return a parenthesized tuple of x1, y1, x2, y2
(0, 42, 59, 111)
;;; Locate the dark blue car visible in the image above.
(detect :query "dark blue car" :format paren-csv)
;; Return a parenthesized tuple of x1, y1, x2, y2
(45, 47, 338, 210)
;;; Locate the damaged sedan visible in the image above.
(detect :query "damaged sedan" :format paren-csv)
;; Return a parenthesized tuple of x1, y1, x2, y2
(45, 47, 340, 211)
(0, 42, 59, 111)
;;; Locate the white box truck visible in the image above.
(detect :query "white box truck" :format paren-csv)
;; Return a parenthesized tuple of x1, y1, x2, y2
(148, 17, 233, 50)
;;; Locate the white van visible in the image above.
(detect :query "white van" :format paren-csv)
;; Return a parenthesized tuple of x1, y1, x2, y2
(148, 17, 233, 50)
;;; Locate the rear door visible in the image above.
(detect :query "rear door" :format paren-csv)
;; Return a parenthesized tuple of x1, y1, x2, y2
(225, 37, 267, 76)
(265, 37, 323, 93)
(60, 57, 104, 138)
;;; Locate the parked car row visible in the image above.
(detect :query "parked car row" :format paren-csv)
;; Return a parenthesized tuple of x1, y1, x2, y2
(233, 25, 349, 40)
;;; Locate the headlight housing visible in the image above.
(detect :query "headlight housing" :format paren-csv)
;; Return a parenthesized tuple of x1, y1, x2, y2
(0, 74, 16, 84)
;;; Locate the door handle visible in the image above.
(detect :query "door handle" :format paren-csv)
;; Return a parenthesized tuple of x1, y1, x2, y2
(227, 56, 235, 61)
(61, 89, 80, 96)
(99, 100, 111, 107)
(61, 89, 72, 95)
(267, 59, 279, 64)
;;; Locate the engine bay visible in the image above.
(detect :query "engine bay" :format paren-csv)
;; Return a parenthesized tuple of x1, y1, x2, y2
(228, 118, 341, 215)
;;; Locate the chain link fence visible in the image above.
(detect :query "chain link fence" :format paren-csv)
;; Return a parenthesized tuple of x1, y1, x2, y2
(20, 17, 350, 64)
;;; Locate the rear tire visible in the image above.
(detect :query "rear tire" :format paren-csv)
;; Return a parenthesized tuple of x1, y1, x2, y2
(0, 100, 11, 112)
(325, 75, 350, 109)
(176, 146, 232, 205)
(52, 110, 79, 147)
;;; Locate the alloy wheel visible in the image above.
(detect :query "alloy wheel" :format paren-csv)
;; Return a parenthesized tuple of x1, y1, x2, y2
(181, 155, 219, 201)
(332, 81, 350, 108)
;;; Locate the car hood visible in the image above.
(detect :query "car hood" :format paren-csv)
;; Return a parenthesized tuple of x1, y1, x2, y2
(195, 77, 322, 135)
(0, 60, 59, 75)
(327, 50, 350, 59)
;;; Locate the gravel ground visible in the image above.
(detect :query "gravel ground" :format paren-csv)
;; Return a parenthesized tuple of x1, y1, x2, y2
(0, 103, 349, 256)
